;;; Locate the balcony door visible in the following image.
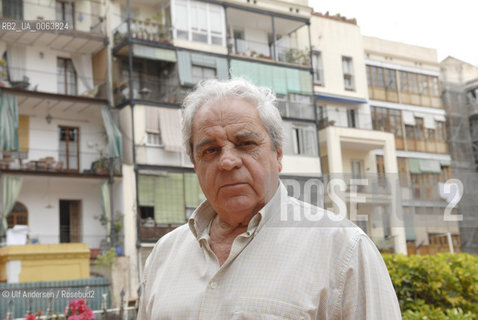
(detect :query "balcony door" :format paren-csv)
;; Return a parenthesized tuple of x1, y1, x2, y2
(59, 126, 79, 172)
(60, 200, 81, 243)
(57, 57, 77, 95)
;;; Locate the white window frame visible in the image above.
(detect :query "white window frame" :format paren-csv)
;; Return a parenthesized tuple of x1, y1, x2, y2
(312, 52, 324, 85)
(342, 56, 355, 90)
(172, 0, 226, 46)
(291, 124, 318, 157)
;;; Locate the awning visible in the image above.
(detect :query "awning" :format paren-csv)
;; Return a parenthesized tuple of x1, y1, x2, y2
(178, 51, 229, 84)
(158, 108, 183, 152)
(133, 45, 177, 62)
(230, 59, 312, 95)
(402, 111, 416, 126)
(403, 212, 416, 241)
(101, 105, 123, 158)
(0, 93, 19, 151)
(1, 176, 23, 237)
(315, 92, 367, 104)
(434, 114, 446, 122)
(408, 158, 421, 174)
(145, 107, 160, 133)
(419, 159, 441, 173)
(415, 112, 436, 129)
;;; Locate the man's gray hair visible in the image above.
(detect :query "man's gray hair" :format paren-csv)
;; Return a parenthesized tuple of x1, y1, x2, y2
(182, 78, 284, 162)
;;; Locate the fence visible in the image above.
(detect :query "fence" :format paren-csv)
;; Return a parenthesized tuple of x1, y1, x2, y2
(0, 278, 110, 319)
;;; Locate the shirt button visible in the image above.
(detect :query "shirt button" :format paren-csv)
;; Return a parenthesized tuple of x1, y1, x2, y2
(209, 281, 218, 289)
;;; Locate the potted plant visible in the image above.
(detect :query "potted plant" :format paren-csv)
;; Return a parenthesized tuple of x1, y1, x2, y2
(93, 157, 109, 175)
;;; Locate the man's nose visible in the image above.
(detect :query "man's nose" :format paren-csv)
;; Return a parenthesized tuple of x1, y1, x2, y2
(218, 146, 242, 170)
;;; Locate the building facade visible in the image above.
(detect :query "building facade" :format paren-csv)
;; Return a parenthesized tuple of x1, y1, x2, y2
(363, 36, 460, 254)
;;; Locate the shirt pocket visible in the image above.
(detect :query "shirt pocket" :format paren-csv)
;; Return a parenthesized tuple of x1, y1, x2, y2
(231, 297, 309, 320)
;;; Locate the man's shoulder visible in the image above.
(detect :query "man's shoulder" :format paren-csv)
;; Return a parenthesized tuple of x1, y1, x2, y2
(146, 224, 193, 262)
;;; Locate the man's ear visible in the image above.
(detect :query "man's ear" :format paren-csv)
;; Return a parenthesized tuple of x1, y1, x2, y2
(277, 148, 283, 172)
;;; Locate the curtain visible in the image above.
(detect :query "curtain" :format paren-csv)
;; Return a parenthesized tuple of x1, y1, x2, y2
(100, 105, 122, 158)
(158, 108, 183, 152)
(0, 93, 19, 151)
(6, 44, 25, 82)
(100, 181, 111, 242)
(71, 53, 94, 93)
(1, 176, 23, 236)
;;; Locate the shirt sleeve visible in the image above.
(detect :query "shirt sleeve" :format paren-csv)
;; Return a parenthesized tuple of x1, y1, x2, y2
(339, 234, 402, 320)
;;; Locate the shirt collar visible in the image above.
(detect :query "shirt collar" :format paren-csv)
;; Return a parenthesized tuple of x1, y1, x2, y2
(188, 181, 287, 241)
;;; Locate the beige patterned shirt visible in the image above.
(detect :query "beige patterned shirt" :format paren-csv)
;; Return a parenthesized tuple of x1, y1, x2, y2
(138, 182, 402, 319)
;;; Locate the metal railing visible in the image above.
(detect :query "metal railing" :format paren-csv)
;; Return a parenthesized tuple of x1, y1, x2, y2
(0, 149, 122, 176)
(276, 100, 315, 120)
(0, 66, 107, 99)
(113, 19, 173, 47)
(114, 78, 189, 105)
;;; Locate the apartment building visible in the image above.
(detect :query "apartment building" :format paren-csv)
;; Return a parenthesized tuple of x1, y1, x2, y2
(305, 13, 406, 254)
(0, 0, 127, 312)
(440, 56, 478, 253)
(363, 36, 459, 254)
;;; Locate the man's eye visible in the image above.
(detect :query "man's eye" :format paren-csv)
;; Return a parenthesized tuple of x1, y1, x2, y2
(239, 141, 255, 147)
(204, 147, 218, 154)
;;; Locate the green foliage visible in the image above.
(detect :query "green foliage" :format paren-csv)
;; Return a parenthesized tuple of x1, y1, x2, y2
(94, 248, 117, 267)
(383, 253, 478, 320)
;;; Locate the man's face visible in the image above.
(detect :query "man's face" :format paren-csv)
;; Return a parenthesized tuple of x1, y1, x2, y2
(192, 97, 283, 226)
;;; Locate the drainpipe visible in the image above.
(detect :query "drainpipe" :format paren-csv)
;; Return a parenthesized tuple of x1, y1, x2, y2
(125, 0, 143, 290)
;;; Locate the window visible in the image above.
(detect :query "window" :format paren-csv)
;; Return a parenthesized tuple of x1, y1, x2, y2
(435, 121, 446, 141)
(138, 173, 204, 224)
(56, 1, 75, 29)
(405, 125, 415, 140)
(415, 118, 425, 140)
(2, 0, 23, 19)
(173, 0, 225, 46)
(419, 74, 429, 95)
(347, 109, 356, 128)
(371, 106, 402, 137)
(397, 158, 409, 186)
(7, 202, 28, 228)
(291, 125, 318, 156)
(312, 52, 324, 85)
(409, 73, 419, 94)
(384, 69, 397, 90)
(399, 71, 409, 92)
(59, 126, 79, 171)
(146, 132, 162, 146)
(342, 57, 354, 90)
(192, 65, 216, 83)
(57, 58, 77, 95)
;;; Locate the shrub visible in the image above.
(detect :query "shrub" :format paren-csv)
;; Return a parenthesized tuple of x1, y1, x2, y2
(383, 253, 478, 320)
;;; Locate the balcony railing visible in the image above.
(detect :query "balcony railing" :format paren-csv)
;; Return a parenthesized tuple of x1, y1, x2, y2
(0, 66, 107, 99)
(228, 38, 310, 66)
(114, 78, 189, 105)
(277, 100, 315, 120)
(0, 151, 121, 176)
(113, 18, 173, 47)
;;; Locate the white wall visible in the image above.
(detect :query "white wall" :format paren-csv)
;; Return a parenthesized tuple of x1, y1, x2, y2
(19, 113, 107, 173)
(306, 15, 369, 101)
(15, 175, 108, 248)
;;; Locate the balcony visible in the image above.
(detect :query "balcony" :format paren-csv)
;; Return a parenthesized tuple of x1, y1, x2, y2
(0, 150, 122, 177)
(114, 78, 189, 106)
(226, 7, 310, 67)
(0, 66, 107, 101)
(0, 0, 106, 54)
(277, 98, 315, 120)
(113, 18, 173, 48)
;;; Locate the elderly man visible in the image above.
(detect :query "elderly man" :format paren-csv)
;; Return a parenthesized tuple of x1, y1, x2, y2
(138, 79, 401, 319)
